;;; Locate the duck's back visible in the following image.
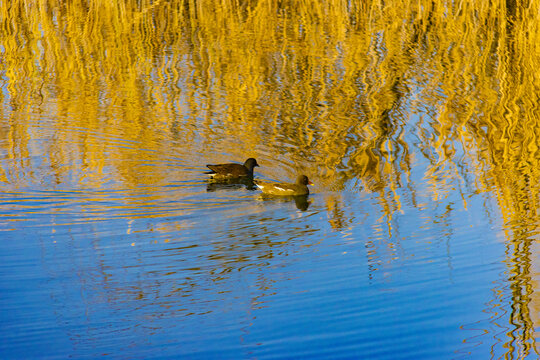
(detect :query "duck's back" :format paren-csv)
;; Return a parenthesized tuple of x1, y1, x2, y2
(206, 163, 251, 179)
(256, 181, 309, 196)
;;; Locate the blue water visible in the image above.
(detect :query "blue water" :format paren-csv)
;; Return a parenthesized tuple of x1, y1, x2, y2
(1, 145, 532, 359)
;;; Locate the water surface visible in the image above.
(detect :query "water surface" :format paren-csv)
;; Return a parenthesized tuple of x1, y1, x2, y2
(1, 1, 539, 359)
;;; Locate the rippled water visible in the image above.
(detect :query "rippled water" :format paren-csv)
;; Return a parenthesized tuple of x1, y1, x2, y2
(1, 119, 537, 359)
(1, 1, 540, 359)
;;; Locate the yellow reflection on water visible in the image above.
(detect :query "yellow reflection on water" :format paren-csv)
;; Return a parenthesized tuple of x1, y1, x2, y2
(1, 0, 540, 356)
(2, 1, 539, 186)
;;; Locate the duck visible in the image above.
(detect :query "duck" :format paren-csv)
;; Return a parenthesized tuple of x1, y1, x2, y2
(255, 175, 313, 196)
(205, 158, 259, 180)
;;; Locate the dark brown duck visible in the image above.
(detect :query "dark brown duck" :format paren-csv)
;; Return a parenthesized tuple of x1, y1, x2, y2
(206, 158, 259, 179)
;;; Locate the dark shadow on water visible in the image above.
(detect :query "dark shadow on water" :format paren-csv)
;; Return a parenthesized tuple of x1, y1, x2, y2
(206, 177, 257, 192)
(260, 194, 311, 211)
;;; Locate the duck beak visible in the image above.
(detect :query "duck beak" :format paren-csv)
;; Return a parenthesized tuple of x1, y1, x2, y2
(308, 181, 314, 185)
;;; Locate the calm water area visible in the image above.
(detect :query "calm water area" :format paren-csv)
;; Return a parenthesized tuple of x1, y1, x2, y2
(1, 1, 539, 359)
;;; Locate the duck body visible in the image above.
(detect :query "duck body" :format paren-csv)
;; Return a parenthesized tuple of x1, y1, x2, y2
(256, 175, 312, 196)
(206, 158, 259, 180)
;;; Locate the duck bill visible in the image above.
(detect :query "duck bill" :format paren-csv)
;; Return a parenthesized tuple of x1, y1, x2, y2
(308, 181, 314, 185)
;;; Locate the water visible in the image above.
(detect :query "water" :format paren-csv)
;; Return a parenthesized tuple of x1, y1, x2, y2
(0, 132, 531, 358)
(1, 1, 540, 359)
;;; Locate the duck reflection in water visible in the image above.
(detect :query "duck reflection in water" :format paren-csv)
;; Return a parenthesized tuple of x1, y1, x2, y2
(206, 177, 257, 192)
(256, 193, 311, 211)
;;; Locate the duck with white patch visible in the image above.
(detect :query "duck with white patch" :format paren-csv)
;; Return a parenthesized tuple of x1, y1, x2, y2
(255, 175, 313, 196)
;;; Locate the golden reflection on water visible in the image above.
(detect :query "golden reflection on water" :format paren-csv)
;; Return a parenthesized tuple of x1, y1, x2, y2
(2, 1, 539, 187)
(1, 0, 540, 357)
